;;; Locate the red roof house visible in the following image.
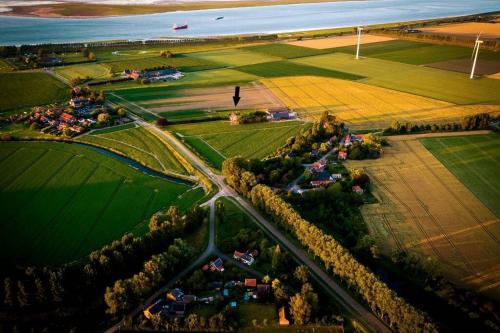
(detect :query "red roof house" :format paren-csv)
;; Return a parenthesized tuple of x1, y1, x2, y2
(244, 278, 257, 288)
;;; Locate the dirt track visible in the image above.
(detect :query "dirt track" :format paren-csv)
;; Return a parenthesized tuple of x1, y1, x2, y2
(347, 132, 500, 299)
(287, 34, 394, 49)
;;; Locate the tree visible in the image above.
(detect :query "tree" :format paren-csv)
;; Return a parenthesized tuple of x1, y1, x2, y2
(186, 270, 206, 292)
(97, 112, 111, 124)
(88, 52, 96, 61)
(96, 90, 106, 103)
(17, 281, 29, 307)
(289, 293, 311, 325)
(82, 48, 90, 58)
(156, 117, 168, 127)
(294, 265, 309, 284)
(69, 77, 82, 87)
(4, 278, 15, 307)
(117, 108, 126, 117)
(271, 245, 283, 271)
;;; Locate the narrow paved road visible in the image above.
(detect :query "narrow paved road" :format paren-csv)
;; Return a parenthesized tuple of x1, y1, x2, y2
(138, 118, 391, 333)
(105, 110, 391, 332)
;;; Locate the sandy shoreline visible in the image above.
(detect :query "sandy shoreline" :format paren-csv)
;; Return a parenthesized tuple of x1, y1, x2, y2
(0, 0, 356, 19)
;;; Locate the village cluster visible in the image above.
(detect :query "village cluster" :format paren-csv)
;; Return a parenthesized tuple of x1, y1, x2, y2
(122, 68, 184, 83)
(3, 86, 131, 137)
(290, 132, 366, 194)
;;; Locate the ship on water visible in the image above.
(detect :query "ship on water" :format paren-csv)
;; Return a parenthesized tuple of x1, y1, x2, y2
(172, 23, 188, 30)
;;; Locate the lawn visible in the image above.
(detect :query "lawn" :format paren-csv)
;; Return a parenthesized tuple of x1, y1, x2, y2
(238, 303, 277, 328)
(420, 133, 500, 217)
(241, 43, 329, 59)
(77, 126, 187, 175)
(330, 40, 500, 65)
(189, 48, 281, 67)
(103, 54, 221, 74)
(293, 53, 500, 104)
(0, 141, 204, 266)
(169, 121, 309, 166)
(54, 63, 111, 81)
(0, 72, 68, 112)
(236, 60, 363, 80)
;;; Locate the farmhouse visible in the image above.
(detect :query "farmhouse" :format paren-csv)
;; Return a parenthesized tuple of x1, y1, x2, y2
(267, 107, 297, 121)
(122, 68, 184, 82)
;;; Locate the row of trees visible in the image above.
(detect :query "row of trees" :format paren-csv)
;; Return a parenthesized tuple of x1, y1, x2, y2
(104, 238, 193, 316)
(1, 206, 206, 313)
(248, 184, 438, 333)
(383, 113, 496, 135)
(222, 155, 436, 332)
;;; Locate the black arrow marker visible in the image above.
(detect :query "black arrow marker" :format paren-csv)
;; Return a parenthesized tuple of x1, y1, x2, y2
(233, 86, 241, 107)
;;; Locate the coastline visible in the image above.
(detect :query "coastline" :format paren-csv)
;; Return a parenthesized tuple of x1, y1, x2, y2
(0, 0, 361, 19)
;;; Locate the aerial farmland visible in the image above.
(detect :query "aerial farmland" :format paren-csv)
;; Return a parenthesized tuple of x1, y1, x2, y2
(0, 6, 499, 333)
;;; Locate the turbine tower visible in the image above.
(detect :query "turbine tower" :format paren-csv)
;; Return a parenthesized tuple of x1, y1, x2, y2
(356, 26, 363, 60)
(470, 33, 483, 79)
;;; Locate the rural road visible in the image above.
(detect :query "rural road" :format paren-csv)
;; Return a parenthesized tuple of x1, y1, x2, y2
(137, 117, 391, 333)
(104, 106, 391, 332)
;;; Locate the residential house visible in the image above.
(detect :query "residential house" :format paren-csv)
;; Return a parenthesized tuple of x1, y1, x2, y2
(338, 151, 348, 160)
(210, 257, 225, 272)
(267, 107, 297, 121)
(310, 180, 332, 188)
(244, 279, 257, 288)
(330, 173, 342, 180)
(172, 302, 186, 316)
(60, 113, 76, 124)
(240, 253, 255, 266)
(311, 160, 326, 173)
(167, 288, 184, 302)
(229, 112, 239, 125)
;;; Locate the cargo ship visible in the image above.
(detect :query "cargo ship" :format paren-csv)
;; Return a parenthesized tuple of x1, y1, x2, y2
(172, 23, 188, 30)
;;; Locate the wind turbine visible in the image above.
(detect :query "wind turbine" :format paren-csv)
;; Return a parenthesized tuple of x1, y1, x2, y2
(470, 33, 483, 79)
(355, 26, 363, 60)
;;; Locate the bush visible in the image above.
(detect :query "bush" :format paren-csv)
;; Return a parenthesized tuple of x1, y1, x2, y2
(156, 117, 168, 127)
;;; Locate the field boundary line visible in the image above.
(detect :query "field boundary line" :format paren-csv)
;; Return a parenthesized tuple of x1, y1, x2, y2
(109, 92, 159, 119)
(197, 137, 227, 159)
(28, 162, 101, 260)
(404, 140, 499, 244)
(435, 137, 499, 197)
(181, 123, 306, 137)
(71, 176, 127, 259)
(1, 148, 49, 192)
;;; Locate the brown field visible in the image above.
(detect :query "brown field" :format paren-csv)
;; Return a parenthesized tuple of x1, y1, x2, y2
(261, 76, 500, 129)
(287, 34, 395, 49)
(427, 58, 500, 75)
(145, 84, 283, 114)
(420, 22, 500, 39)
(347, 132, 500, 299)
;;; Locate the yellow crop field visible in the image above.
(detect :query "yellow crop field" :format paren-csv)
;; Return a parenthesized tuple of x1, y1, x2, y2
(347, 133, 500, 299)
(262, 76, 500, 129)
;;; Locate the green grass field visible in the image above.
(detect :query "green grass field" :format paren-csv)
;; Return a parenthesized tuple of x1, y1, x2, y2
(0, 141, 203, 266)
(293, 53, 500, 104)
(104, 54, 221, 74)
(330, 40, 500, 65)
(55, 63, 111, 81)
(0, 72, 68, 112)
(77, 126, 186, 175)
(169, 121, 309, 168)
(241, 43, 329, 59)
(190, 48, 281, 67)
(420, 133, 500, 217)
(236, 60, 364, 80)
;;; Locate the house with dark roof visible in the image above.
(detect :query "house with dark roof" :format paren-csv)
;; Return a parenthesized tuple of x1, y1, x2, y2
(210, 257, 225, 272)
(167, 288, 184, 302)
(267, 107, 297, 121)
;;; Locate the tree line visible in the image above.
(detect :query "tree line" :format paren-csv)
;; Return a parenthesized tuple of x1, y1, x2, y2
(104, 238, 193, 316)
(383, 113, 496, 135)
(1, 205, 206, 328)
(222, 157, 437, 333)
